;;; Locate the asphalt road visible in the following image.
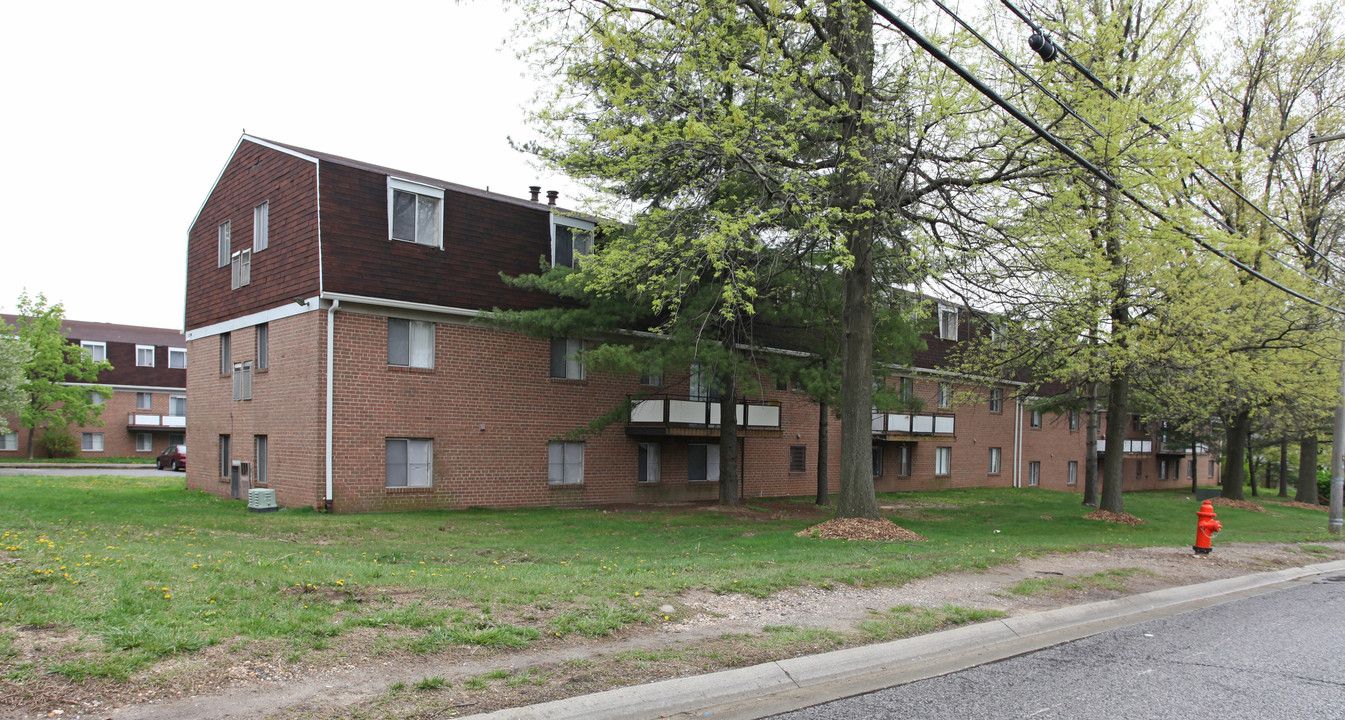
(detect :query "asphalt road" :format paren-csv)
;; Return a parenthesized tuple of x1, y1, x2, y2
(0, 465, 181, 477)
(768, 577, 1345, 720)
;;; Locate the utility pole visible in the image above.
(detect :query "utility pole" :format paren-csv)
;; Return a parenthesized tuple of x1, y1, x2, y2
(1307, 133, 1344, 535)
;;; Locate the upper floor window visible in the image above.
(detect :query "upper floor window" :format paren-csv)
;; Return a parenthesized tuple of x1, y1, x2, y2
(220, 332, 232, 375)
(136, 391, 153, 410)
(169, 395, 186, 417)
(550, 337, 585, 380)
(938, 305, 959, 341)
(168, 347, 186, 369)
(989, 387, 1003, 413)
(253, 201, 269, 251)
(231, 249, 251, 289)
(552, 221, 594, 269)
(1030, 409, 1042, 428)
(388, 318, 434, 369)
(218, 221, 231, 268)
(388, 178, 444, 248)
(88, 391, 103, 406)
(899, 377, 914, 402)
(256, 324, 269, 370)
(689, 363, 720, 401)
(1069, 410, 1080, 431)
(936, 382, 952, 408)
(233, 361, 253, 401)
(80, 341, 106, 363)
(136, 345, 155, 367)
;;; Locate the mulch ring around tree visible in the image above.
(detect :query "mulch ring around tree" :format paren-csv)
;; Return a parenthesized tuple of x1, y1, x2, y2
(1084, 509, 1147, 526)
(1209, 497, 1267, 513)
(797, 517, 927, 541)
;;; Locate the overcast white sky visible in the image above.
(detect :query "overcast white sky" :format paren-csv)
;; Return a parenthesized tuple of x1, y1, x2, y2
(0, 0, 579, 331)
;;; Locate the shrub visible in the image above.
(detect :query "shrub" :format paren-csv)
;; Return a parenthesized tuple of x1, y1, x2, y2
(1320, 468, 1331, 501)
(38, 427, 79, 458)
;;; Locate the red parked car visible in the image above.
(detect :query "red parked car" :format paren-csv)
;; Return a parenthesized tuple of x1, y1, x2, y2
(156, 445, 186, 471)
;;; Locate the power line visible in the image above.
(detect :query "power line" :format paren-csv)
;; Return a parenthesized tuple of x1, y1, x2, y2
(858, 0, 1345, 315)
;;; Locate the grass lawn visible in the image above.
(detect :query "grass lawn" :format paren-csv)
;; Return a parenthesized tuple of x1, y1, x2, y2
(0, 457, 155, 464)
(0, 474, 1333, 684)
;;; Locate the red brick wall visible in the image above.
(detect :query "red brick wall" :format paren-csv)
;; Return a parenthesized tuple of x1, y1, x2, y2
(0, 388, 184, 459)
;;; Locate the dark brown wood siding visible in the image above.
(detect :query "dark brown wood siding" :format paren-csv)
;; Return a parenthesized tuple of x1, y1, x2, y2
(318, 162, 554, 311)
(186, 141, 320, 330)
(60, 338, 186, 388)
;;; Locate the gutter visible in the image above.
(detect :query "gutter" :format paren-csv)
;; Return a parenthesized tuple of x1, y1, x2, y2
(1013, 394, 1023, 488)
(324, 298, 339, 512)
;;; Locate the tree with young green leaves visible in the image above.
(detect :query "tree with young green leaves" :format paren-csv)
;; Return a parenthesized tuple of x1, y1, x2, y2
(513, 0, 1046, 518)
(0, 326, 32, 436)
(9, 293, 111, 459)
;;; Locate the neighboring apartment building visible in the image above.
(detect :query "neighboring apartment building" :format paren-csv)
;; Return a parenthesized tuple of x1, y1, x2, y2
(183, 136, 1216, 512)
(0, 316, 186, 459)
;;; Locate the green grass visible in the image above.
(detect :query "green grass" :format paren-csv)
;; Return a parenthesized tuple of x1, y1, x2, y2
(859, 604, 1007, 642)
(0, 476, 1333, 683)
(0, 457, 154, 464)
(1005, 568, 1150, 596)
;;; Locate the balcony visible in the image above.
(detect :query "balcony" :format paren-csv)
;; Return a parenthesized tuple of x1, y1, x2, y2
(127, 413, 186, 430)
(1096, 438, 1152, 454)
(872, 412, 955, 440)
(627, 395, 782, 438)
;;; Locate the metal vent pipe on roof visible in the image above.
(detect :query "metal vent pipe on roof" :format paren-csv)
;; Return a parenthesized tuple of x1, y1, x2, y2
(547, 190, 559, 206)
(529, 186, 541, 202)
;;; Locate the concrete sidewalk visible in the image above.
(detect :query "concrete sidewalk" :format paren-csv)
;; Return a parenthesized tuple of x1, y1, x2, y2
(463, 558, 1345, 720)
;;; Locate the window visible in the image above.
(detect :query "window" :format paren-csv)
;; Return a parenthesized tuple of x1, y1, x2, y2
(88, 391, 103, 406)
(1209, 459, 1216, 478)
(0, 432, 17, 451)
(988, 447, 1001, 474)
(1029, 410, 1042, 428)
(689, 363, 720, 401)
(1069, 411, 1080, 431)
(231, 249, 251, 289)
(388, 178, 443, 247)
(640, 368, 663, 386)
(1068, 461, 1078, 486)
(136, 345, 155, 367)
(937, 382, 952, 408)
(388, 318, 434, 369)
(547, 441, 584, 485)
(775, 376, 791, 392)
(552, 217, 595, 269)
(387, 438, 433, 488)
(550, 337, 584, 380)
(253, 201, 269, 251)
(137, 392, 153, 410)
(688, 443, 720, 482)
(256, 323, 269, 370)
(169, 395, 186, 417)
(232, 361, 253, 401)
(872, 446, 883, 477)
(1028, 461, 1040, 486)
(220, 333, 231, 374)
(989, 388, 1003, 413)
(218, 220, 231, 268)
(938, 305, 959, 340)
(897, 445, 912, 476)
(255, 435, 268, 485)
(789, 445, 806, 473)
(935, 446, 951, 476)
(1159, 459, 1169, 480)
(136, 433, 152, 452)
(81, 341, 106, 363)
(82, 433, 103, 452)
(169, 347, 186, 369)
(1136, 460, 1143, 478)
(899, 377, 914, 401)
(638, 442, 661, 483)
(1132, 415, 1142, 432)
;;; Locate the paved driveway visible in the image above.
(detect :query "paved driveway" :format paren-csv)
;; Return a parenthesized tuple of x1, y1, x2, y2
(0, 465, 181, 477)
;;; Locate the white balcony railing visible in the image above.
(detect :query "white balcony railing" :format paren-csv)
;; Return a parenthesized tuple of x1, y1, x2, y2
(629, 396, 781, 429)
(128, 413, 187, 428)
(872, 412, 955, 436)
(1097, 439, 1152, 454)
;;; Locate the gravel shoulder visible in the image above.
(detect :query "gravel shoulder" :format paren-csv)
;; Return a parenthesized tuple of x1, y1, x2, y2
(8, 540, 1340, 720)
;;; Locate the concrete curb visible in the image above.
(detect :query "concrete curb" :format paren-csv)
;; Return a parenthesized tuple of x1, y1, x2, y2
(463, 559, 1345, 720)
(0, 463, 158, 469)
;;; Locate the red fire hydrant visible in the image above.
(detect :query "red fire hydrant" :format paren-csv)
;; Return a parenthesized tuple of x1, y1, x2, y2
(1194, 500, 1222, 555)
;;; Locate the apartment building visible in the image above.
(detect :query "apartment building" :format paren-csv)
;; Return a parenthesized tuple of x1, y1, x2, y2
(0, 316, 186, 458)
(183, 136, 1213, 511)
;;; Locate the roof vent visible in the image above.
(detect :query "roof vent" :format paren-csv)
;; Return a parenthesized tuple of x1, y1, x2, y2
(529, 186, 541, 202)
(547, 190, 559, 206)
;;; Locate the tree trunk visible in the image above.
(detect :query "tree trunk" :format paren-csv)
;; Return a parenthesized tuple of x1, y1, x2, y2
(1190, 439, 1199, 494)
(718, 372, 739, 506)
(25, 423, 35, 460)
(832, 0, 880, 520)
(1278, 436, 1289, 497)
(1222, 410, 1250, 500)
(1247, 427, 1258, 498)
(1100, 376, 1129, 514)
(1083, 381, 1099, 507)
(816, 401, 830, 506)
(1297, 434, 1319, 504)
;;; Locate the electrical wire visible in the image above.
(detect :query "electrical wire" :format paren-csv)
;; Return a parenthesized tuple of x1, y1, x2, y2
(858, 0, 1345, 315)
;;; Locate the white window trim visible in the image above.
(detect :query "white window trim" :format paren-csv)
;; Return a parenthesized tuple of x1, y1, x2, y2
(253, 201, 269, 251)
(137, 392, 153, 410)
(638, 442, 661, 483)
(388, 318, 435, 369)
(231, 248, 252, 289)
(988, 447, 1001, 474)
(0, 432, 17, 451)
(550, 337, 585, 380)
(938, 304, 959, 341)
(136, 433, 153, 452)
(937, 382, 952, 408)
(81, 341, 106, 363)
(1028, 461, 1041, 486)
(1068, 461, 1079, 485)
(551, 213, 596, 269)
(387, 177, 445, 249)
(218, 220, 231, 268)
(169, 395, 186, 417)
(168, 347, 187, 369)
(989, 388, 1004, 413)
(136, 344, 155, 367)
(548, 441, 585, 485)
(935, 446, 951, 476)
(82, 432, 104, 452)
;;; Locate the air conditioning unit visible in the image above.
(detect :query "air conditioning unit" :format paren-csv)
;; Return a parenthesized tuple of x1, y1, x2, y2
(247, 488, 278, 513)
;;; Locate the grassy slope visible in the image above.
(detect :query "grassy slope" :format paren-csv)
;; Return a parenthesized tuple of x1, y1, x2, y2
(0, 475, 1331, 681)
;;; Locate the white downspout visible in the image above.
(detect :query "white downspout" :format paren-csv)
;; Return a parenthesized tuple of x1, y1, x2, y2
(324, 298, 339, 511)
(1013, 394, 1023, 488)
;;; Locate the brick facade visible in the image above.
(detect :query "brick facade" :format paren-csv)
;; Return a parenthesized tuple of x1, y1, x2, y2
(180, 136, 1220, 511)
